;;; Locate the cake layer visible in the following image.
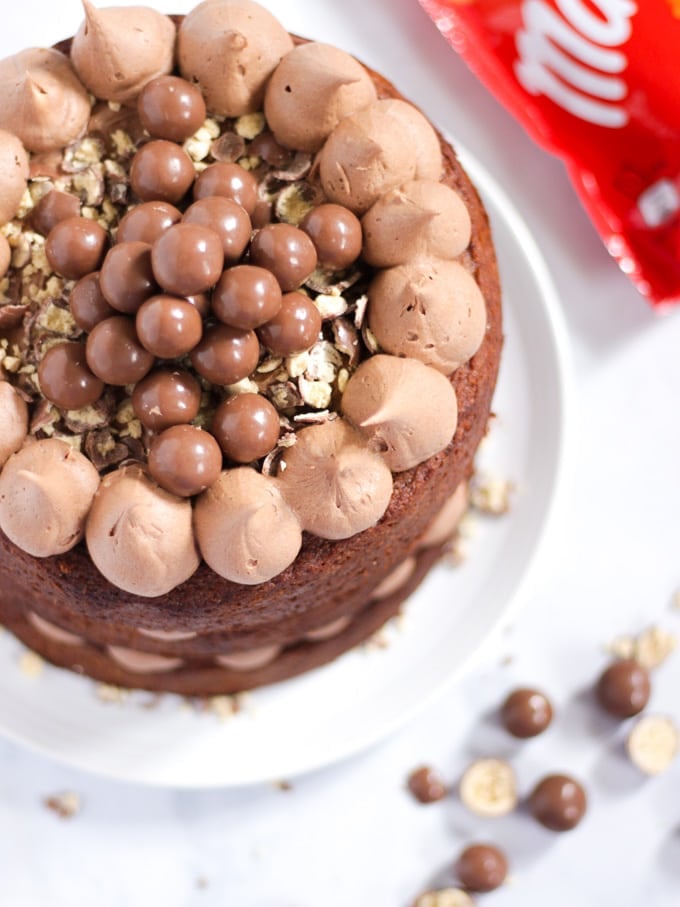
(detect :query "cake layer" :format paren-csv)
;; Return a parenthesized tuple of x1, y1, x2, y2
(0, 544, 443, 695)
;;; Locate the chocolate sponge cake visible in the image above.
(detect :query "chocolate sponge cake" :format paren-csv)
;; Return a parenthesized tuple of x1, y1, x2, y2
(0, 1, 501, 695)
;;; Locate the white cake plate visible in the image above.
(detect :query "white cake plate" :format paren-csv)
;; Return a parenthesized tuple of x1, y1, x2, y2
(0, 152, 571, 787)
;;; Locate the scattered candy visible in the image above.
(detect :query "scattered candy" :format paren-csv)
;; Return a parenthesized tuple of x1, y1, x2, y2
(407, 765, 448, 804)
(501, 687, 553, 738)
(454, 843, 508, 893)
(459, 758, 517, 818)
(528, 774, 587, 832)
(626, 715, 679, 776)
(596, 659, 651, 719)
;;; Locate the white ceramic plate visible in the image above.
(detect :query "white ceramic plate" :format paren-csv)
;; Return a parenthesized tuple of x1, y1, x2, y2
(0, 154, 571, 788)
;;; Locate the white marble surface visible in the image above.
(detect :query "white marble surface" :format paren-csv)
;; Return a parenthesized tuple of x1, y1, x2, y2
(2, 1, 680, 904)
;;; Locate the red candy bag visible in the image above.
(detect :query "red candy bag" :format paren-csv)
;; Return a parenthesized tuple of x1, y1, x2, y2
(418, 0, 680, 306)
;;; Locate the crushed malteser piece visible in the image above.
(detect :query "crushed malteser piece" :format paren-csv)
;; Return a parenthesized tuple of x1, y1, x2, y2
(184, 130, 214, 163)
(626, 715, 679, 775)
(363, 627, 392, 651)
(256, 356, 283, 375)
(606, 635, 636, 661)
(470, 475, 514, 515)
(353, 293, 368, 329)
(275, 181, 323, 225)
(362, 323, 380, 354)
(314, 292, 348, 320)
(634, 627, 677, 669)
(19, 650, 44, 678)
(207, 695, 240, 721)
(95, 683, 129, 704)
(225, 376, 260, 396)
(286, 351, 309, 379)
(606, 626, 677, 669)
(36, 302, 78, 337)
(272, 779, 293, 792)
(72, 167, 105, 206)
(305, 340, 342, 382)
(298, 374, 332, 409)
(414, 889, 476, 907)
(44, 791, 82, 820)
(337, 367, 349, 393)
(111, 130, 135, 158)
(459, 758, 518, 817)
(293, 410, 333, 425)
(235, 112, 266, 140)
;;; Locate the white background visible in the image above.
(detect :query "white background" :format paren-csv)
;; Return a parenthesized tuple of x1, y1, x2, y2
(2, 1, 680, 905)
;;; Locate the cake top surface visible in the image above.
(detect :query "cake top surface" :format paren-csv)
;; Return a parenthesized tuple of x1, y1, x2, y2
(0, 0, 487, 596)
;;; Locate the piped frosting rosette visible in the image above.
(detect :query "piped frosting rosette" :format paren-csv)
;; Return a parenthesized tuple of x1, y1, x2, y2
(0, 0, 487, 596)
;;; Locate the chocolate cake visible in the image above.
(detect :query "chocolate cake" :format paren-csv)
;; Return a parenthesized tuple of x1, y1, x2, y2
(0, 0, 502, 695)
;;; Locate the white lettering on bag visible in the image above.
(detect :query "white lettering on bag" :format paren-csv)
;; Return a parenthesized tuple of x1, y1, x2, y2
(514, 0, 638, 128)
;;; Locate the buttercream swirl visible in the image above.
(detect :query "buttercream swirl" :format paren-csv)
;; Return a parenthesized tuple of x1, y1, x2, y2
(362, 179, 471, 267)
(178, 0, 293, 117)
(0, 48, 91, 153)
(277, 418, 393, 539)
(341, 355, 458, 472)
(71, 2, 176, 103)
(319, 99, 442, 214)
(194, 467, 302, 584)
(264, 42, 376, 152)
(85, 465, 199, 597)
(368, 259, 487, 375)
(0, 380, 28, 467)
(0, 438, 99, 557)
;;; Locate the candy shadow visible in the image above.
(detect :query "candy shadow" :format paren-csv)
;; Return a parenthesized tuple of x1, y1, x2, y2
(657, 826, 680, 881)
(590, 737, 645, 796)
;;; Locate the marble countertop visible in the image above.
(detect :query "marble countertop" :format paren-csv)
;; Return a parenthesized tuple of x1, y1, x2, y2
(1, 2, 679, 905)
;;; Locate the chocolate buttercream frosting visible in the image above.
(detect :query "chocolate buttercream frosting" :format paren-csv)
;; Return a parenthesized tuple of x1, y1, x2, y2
(0, 48, 91, 153)
(71, 1, 176, 103)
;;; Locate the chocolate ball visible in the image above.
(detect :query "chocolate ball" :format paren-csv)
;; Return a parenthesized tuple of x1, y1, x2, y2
(138, 75, 207, 143)
(30, 190, 80, 236)
(116, 201, 181, 245)
(132, 368, 201, 431)
(251, 200, 273, 230)
(212, 393, 280, 463)
(99, 241, 158, 314)
(501, 688, 554, 738)
(250, 223, 318, 291)
(148, 424, 222, 498)
(596, 659, 651, 719)
(455, 844, 508, 893)
(86, 316, 154, 386)
(190, 323, 260, 386)
(528, 774, 587, 831)
(136, 294, 203, 359)
(212, 265, 282, 330)
(152, 223, 224, 296)
(407, 766, 448, 804)
(300, 203, 362, 270)
(193, 162, 258, 215)
(45, 216, 108, 280)
(257, 291, 321, 356)
(69, 272, 116, 332)
(38, 341, 104, 410)
(183, 197, 251, 263)
(184, 292, 210, 318)
(130, 140, 196, 204)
